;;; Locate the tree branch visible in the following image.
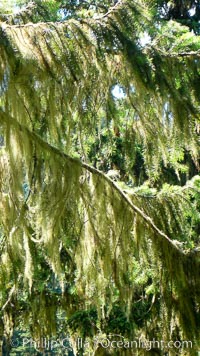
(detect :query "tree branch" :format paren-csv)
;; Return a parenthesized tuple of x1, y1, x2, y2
(0, 0, 126, 28)
(152, 46, 200, 58)
(0, 109, 185, 254)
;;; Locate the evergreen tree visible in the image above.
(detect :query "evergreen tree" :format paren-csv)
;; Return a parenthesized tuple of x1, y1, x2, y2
(0, 0, 200, 355)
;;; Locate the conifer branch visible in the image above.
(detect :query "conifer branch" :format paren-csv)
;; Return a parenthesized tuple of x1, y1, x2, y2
(0, 109, 185, 254)
(157, 48, 200, 57)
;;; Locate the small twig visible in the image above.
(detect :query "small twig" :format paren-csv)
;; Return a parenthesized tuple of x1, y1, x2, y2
(1, 275, 21, 311)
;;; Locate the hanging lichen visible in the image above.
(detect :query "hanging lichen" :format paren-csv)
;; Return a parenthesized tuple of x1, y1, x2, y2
(0, 1, 199, 355)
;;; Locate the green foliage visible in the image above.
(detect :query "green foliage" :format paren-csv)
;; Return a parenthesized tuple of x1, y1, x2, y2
(0, 1, 200, 355)
(150, 0, 200, 34)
